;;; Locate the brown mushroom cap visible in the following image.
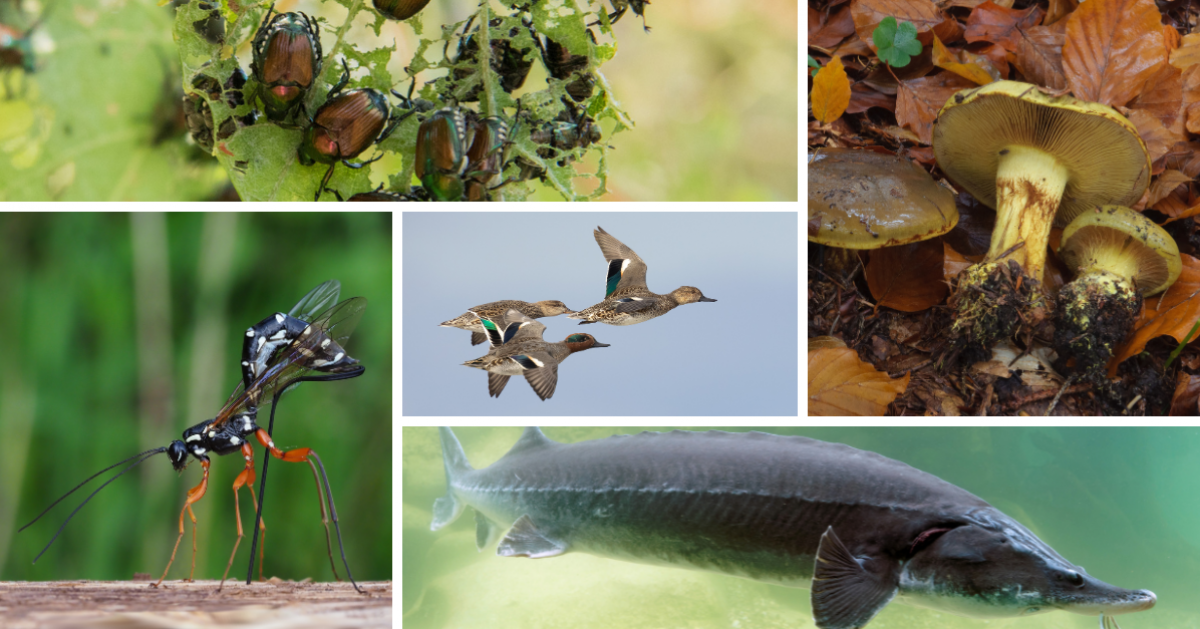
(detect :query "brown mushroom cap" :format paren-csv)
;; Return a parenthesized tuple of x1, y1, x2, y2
(808, 148, 958, 249)
(933, 81, 1150, 228)
(1058, 205, 1181, 296)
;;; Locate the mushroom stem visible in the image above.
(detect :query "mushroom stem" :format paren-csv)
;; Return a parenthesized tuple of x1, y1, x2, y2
(988, 145, 1070, 280)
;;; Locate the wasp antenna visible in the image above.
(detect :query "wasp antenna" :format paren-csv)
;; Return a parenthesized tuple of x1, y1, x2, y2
(20, 447, 169, 533)
(24, 447, 168, 564)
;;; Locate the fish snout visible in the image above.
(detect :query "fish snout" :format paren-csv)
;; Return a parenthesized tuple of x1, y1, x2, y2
(1061, 579, 1156, 617)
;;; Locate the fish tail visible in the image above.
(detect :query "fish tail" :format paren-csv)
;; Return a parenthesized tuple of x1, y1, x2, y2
(431, 427, 473, 531)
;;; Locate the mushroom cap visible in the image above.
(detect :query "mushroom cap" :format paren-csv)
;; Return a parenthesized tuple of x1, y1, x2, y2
(1059, 205, 1181, 296)
(808, 148, 958, 249)
(932, 81, 1150, 228)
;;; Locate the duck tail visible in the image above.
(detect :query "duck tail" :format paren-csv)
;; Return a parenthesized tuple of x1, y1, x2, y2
(431, 427, 473, 531)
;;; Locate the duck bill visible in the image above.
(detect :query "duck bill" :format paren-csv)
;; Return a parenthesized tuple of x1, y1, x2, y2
(698, 296, 717, 302)
(591, 341, 611, 347)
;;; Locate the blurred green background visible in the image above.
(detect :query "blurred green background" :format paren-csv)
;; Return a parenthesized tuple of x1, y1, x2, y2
(0, 213, 392, 583)
(0, 0, 797, 201)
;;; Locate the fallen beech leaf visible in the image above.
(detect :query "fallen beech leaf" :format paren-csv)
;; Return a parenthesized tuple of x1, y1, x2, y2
(1014, 26, 1067, 90)
(931, 35, 997, 85)
(1169, 33, 1200, 70)
(1130, 64, 1183, 133)
(808, 347, 911, 416)
(808, 336, 848, 350)
(1169, 372, 1200, 415)
(865, 239, 948, 312)
(1063, 0, 1168, 107)
(896, 74, 975, 144)
(847, 83, 897, 114)
(964, 1, 1043, 53)
(1162, 203, 1200, 224)
(1154, 193, 1192, 219)
(1126, 109, 1179, 169)
(1110, 253, 1200, 376)
(1045, 0, 1078, 25)
(810, 5, 857, 49)
(851, 0, 943, 52)
(944, 241, 974, 281)
(1146, 170, 1193, 208)
(812, 56, 852, 124)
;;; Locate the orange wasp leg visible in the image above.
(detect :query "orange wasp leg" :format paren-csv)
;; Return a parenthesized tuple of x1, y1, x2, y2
(154, 458, 209, 588)
(253, 428, 342, 581)
(218, 442, 267, 591)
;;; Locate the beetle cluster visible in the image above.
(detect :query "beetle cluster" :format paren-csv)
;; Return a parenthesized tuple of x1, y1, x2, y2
(175, 0, 644, 201)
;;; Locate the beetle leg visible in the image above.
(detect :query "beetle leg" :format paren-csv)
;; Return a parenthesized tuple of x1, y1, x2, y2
(315, 162, 337, 202)
(154, 458, 210, 588)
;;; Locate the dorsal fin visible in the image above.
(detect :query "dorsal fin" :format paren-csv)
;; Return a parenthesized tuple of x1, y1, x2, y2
(502, 427, 558, 457)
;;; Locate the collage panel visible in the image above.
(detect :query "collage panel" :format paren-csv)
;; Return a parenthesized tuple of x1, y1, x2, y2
(0, 213, 392, 622)
(403, 212, 799, 416)
(0, 0, 796, 202)
(403, 426, 1194, 629)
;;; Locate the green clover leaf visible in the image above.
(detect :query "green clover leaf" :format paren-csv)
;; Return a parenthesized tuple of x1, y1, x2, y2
(872, 17, 923, 68)
(809, 55, 821, 77)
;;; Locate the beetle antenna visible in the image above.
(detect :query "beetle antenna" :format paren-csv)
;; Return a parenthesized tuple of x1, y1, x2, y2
(21, 447, 169, 563)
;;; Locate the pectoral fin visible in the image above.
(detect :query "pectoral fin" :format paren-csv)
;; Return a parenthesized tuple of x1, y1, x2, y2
(497, 515, 568, 558)
(475, 510, 502, 550)
(811, 526, 899, 629)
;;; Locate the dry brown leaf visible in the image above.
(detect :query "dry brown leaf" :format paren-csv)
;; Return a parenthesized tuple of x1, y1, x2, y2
(1169, 372, 1200, 415)
(1163, 203, 1200, 224)
(1110, 253, 1200, 375)
(847, 83, 896, 114)
(964, 1, 1044, 53)
(812, 56, 852, 124)
(932, 35, 999, 85)
(808, 347, 911, 416)
(1167, 33, 1200, 70)
(943, 241, 975, 281)
(1126, 109, 1180, 170)
(1154, 192, 1193, 218)
(1045, 0, 1079, 25)
(1130, 64, 1183, 135)
(896, 74, 975, 144)
(865, 239, 948, 312)
(810, 5, 857, 49)
(851, 0, 944, 51)
(1062, 0, 1168, 107)
(1014, 26, 1067, 90)
(1146, 170, 1193, 208)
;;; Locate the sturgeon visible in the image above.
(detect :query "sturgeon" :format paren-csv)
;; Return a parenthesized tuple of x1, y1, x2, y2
(431, 428, 1156, 629)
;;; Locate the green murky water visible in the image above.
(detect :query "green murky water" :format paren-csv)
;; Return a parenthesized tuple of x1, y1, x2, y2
(402, 427, 1200, 629)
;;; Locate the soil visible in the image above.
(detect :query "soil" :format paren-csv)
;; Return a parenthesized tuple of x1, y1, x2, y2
(809, 248, 1185, 416)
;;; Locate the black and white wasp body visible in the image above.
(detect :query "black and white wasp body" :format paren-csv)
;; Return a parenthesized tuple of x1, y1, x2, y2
(21, 280, 368, 593)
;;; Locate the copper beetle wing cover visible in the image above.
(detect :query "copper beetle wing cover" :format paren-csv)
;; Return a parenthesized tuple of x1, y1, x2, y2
(808, 148, 958, 249)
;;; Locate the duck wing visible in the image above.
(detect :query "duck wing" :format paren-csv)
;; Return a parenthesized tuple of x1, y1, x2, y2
(487, 372, 510, 398)
(522, 360, 559, 401)
(595, 226, 649, 296)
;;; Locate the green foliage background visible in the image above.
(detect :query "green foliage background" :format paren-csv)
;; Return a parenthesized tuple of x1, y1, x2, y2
(0, 0, 797, 201)
(0, 213, 392, 583)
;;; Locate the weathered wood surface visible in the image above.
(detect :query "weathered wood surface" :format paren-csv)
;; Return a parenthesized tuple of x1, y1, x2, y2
(0, 579, 392, 628)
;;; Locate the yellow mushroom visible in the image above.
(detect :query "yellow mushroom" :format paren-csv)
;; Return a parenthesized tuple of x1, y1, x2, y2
(1053, 205, 1181, 380)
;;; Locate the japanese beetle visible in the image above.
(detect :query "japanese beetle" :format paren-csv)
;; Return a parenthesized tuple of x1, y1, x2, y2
(514, 105, 602, 181)
(251, 3, 322, 123)
(183, 92, 215, 153)
(414, 108, 511, 201)
(538, 31, 595, 102)
(299, 60, 401, 202)
(372, 0, 430, 21)
(183, 68, 258, 154)
(450, 16, 534, 102)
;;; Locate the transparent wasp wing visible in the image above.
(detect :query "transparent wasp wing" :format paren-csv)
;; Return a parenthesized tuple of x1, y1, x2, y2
(288, 280, 342, 321)
(214, 295, 367, 425)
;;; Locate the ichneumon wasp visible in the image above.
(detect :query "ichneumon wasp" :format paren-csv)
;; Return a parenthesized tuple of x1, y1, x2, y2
(20, 280, 369, 593)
